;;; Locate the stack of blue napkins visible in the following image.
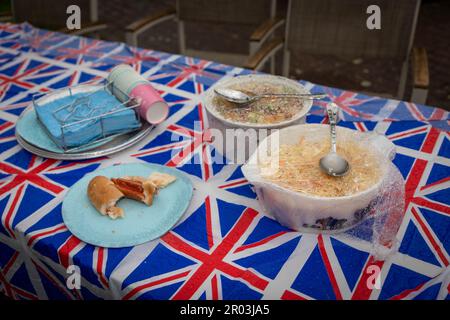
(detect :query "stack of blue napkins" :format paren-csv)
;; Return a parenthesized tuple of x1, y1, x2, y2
(35, 90, 140, 148)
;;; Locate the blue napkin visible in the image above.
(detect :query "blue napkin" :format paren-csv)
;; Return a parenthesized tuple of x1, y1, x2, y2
(35, 90, 140, 148)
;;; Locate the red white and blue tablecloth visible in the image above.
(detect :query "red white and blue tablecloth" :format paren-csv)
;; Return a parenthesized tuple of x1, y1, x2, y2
(0, 22, 449, 300)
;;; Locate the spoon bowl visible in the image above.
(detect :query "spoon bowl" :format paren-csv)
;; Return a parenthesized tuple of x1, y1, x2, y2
(214, 88, 253, 104)
(319, 152, 350, 177)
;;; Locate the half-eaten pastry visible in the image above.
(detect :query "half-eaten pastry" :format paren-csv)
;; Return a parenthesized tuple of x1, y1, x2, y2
(111, 176, 157, 206)
(87, 176, 124, 219)
(147, 172, 176, 189)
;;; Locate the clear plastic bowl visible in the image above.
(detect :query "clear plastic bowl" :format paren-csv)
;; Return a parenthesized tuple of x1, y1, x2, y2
(242, 124, 397, 233)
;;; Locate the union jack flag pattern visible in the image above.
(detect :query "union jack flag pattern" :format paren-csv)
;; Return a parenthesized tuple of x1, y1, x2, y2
(0, 23, 449, 300)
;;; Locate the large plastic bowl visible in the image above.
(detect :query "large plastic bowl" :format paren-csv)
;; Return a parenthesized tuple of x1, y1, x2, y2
(242, 124, 396, 233)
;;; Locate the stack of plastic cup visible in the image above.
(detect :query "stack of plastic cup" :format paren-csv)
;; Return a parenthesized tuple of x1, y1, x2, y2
(107, 64, 169, 125)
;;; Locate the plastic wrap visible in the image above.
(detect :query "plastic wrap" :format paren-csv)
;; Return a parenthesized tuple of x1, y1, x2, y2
(242, 124, 406, 260)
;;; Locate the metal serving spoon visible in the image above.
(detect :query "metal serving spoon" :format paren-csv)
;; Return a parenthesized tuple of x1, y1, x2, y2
(214, 88, 327, 106)
(319, 103, 350, 177)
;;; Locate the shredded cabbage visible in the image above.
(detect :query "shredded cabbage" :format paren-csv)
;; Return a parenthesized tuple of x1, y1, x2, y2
(259, 136, 382, 197)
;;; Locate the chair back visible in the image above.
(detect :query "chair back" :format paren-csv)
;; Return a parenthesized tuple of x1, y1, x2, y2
(177, 0, 274, 25)
(12, 0, 96, 30)
(286, 0, 420, 61)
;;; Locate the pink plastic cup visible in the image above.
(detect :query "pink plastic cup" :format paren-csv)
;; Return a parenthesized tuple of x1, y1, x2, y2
(129, 83, 169, 125)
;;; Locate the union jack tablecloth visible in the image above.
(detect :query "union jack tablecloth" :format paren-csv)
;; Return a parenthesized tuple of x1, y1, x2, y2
(0, 23, 449, 300)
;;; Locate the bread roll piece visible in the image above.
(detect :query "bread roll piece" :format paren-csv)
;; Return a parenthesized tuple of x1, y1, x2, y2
(111, 177, 157, 206)
(147, 172, 176, 188)
(87, 176, 125, 219)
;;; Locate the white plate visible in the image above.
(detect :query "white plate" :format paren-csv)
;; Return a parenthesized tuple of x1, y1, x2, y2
(204, 74, 313, 129)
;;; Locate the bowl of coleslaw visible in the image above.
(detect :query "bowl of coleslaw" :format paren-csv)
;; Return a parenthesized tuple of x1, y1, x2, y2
(242, 124, 396, 233)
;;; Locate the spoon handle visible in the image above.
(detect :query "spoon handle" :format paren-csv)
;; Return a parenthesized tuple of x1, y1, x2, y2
(327, 103, 339, 153)
(258, 93, 327, 100)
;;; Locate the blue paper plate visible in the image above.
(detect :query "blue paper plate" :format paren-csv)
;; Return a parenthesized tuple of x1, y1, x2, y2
(62, 163, 193, 248)
(16, 109, 114, 153)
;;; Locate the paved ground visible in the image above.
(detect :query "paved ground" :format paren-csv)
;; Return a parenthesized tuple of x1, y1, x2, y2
(98, 0, 447, 110)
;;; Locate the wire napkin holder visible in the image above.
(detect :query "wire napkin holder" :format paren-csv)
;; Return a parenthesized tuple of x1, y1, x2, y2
(32, 81, 142, 152)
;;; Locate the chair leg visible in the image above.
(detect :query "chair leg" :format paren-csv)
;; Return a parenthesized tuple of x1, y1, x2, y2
(270, 55, 276, 74)
(397, 61, 408, 100)
(178, 20, 186, 54)
(282, 50, 290, 77)
(411, 87, 428, 105)
(249, 41, 259, 56)
(90, 0, 99, 22)
(125, 32, 138, 47)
